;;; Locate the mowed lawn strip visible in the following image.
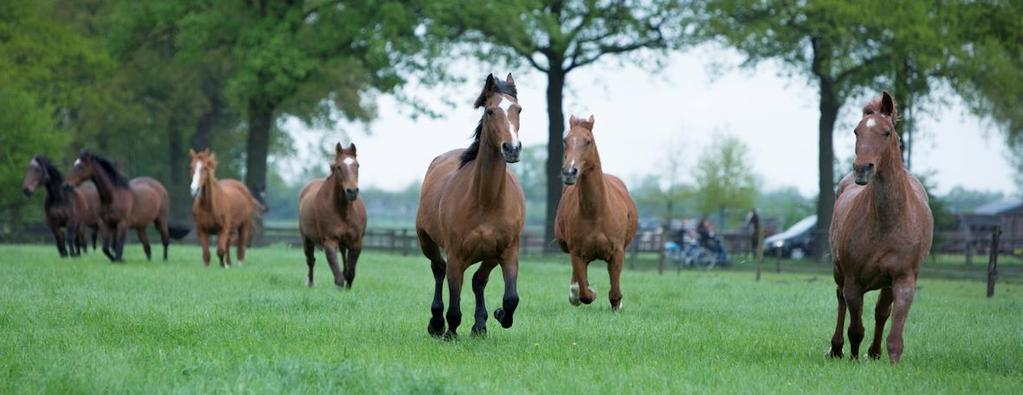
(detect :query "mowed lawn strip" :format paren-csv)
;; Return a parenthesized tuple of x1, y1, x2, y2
(0, 245, 1020, 394)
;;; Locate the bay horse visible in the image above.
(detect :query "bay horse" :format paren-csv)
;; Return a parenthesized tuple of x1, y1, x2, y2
(298, 142, 367, 288)
(828, 92, 933, 364)
(416, 73, 525, 338)
(554, 115, 638, 311)
(189, 148, 263, 268)
(64, 151, 174, 262)
(21, 155, 91, 257)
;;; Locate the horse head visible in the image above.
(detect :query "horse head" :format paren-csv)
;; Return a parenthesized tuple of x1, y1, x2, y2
(853, 91, 902, 186)
(331, 142, 360, 202)
(476, 73, 521, 163)
(561, 114, 597, 185)
(65, 150, 97, 187)
(189, 148, 218, 197)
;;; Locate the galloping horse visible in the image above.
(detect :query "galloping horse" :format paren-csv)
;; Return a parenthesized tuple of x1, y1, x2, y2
(65, 151, 174, 262)
(189, 149, 263, 268)
(21, 155, 92, 257)
(298, 143, 366, 288)
(555, 115, 638, 311)
(416, 73, 525, 338)
(828, 92, 933, 364)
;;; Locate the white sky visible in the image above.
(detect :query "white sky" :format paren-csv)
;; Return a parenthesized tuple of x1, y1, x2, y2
(280, 45, 1017, 197)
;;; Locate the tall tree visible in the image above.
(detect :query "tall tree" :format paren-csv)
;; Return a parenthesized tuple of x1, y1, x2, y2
(433, 0, 696, 251)
(173, 0, 437, 196)
(703, 0, 909, 259)
(692, 134, 756, 225)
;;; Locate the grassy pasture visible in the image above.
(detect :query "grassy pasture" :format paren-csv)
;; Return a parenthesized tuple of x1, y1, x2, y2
(0, 244, 1020, 394)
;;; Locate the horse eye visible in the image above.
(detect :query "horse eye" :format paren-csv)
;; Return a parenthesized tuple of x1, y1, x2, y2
(486, 109, 494, 115)
(884, 130, 891, 137)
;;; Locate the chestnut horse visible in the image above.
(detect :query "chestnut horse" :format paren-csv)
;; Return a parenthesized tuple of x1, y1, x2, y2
(555, 115, 638, 311)
(21, 155, 92, 257)
(828, 92, 933, 364)
(298, 143, 367, 288)
(189, 149, 263, 268)
(65, 151, 174, 262)
(416, 73, 525, 338)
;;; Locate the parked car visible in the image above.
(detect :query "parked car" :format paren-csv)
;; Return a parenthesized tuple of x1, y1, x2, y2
(764, 215, 816, 259)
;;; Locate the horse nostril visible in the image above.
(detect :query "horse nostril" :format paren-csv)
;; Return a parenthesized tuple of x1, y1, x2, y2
(502, 142, 513, 153)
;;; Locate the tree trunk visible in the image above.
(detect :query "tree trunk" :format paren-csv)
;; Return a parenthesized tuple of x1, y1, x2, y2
(815, 79, 840, 261)
(543, 65, 566, 253)
(191, 92, 222, 150)
(245, 100, 273, 201)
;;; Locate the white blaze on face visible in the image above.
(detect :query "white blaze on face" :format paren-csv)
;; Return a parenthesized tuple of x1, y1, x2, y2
(190, 162, 203, 197)
(866, 118, 877, 129)
(30, 158, 39, 168)
(74, 159, 81, 167)
(342, 157, 355, 167)
(500, 96, 520, 147)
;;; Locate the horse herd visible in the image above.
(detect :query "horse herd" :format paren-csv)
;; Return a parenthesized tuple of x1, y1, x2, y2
(19, 74, 932, 364)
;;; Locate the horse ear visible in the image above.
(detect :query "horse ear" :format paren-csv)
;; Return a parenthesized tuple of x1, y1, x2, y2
(881, 91, 896, 117)
(569, 115, 578, 126)
(335, 142, 344, 156)
(586, 114, 595, 127)
(505, 73, 515, 85)
(348, 143, 357, 156)
(189, 148, 196, 157)
(474, 73, 497, 109)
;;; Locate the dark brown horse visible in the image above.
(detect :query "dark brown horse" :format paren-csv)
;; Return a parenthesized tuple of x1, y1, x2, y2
(828, 92, 933, 364)
(190, 149, 263, 268)
(21, 155, 91, 257)
(416, 73, 525, 338)
(64, 151, 174, 262)
(555, 115, 638, 311)
(298, 143, 367, 288)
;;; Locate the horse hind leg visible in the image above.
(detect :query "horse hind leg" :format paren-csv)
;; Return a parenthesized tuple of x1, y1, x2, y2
(323, 241, 346, 287)
(154, 217, 169, 261)
(216, 229, 231, 268)
(51, 224, 68, 258)
(236, 223, 251, 266)
(471, 260, 498, 337)
(137, 228, 152, 261)
(65, 224, 78, 257)
(303, 237, 316, 287)
(418, 230, 447, 337)
(868, 287, 894, 359)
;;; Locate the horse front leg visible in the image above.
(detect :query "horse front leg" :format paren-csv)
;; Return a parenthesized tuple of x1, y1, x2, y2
(828, 286, 847, 358)
(236, 224, 250, 266)
(197, 230, 211, 267)
(868, 287, 894, 359)
(113, 222, 129, 262)
(569, 253, 596, 306)
(343, 244, 361, 289)
(417, 231, 447, 337)
(323, 240, 346, 287)
(65, 223, 78, 257)
(887, 276, 917, 364)
(843, 284, 866, 360)
(494, 247, 520, 329)
(471, 260, 498, 337)
(100, 223, 114, 261)
(216, 228, 231, 268)
(607, 252, 624, 311)
(444, 258, 465, 339)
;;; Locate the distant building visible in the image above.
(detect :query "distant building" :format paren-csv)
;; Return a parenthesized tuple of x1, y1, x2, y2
(965, 199, 1023, 236)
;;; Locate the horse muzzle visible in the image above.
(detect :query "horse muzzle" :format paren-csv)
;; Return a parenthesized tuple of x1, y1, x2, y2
(853, 163, 875, 186)
(345, 188, 360, 201)
(561, 167, 579, 185)
(22, 187, 32, 197)
(501, 142, 522, 163)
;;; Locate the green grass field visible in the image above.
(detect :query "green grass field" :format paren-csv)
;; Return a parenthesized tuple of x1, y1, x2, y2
(1, 244, 1020, 394)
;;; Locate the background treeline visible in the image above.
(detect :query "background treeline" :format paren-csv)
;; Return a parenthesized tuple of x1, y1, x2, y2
(1, 0, 1020, 243)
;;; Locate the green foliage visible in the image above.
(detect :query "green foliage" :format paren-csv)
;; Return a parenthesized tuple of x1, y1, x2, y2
(511, 143, 547, 228)
(692, 134, 756, 218)
(942, 186, 1006, 214)
(0, 89, 66, 220)
(755, 187, 814, 229)
(0, 246, 1021, 392)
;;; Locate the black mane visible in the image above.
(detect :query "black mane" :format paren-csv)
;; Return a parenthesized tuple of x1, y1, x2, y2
(86, 152, 130, 188)
(460, 78, 517, 167)
(32, 155, 64, 187)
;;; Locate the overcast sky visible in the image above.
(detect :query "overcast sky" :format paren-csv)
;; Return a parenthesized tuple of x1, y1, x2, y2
(279, 45, 1017, 197)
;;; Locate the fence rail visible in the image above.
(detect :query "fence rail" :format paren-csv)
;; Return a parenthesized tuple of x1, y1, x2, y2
(4, 223, 1022, 261)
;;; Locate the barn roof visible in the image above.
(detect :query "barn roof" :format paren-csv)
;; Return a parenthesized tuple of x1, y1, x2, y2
(974, 199, 1023, 215)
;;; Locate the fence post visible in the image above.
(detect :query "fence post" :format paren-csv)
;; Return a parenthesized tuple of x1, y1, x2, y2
(657, 229, 666, 275)
(755, 227, 764, 282)
(401, 229, 410, 256)
(629, 238, 639, 269)
(987, 227, 1000, 298)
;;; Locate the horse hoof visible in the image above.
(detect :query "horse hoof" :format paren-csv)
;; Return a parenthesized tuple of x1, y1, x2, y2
(427, 319, 445, 338)
(443, 330, 458, 341)
(569, 283, 581, 306)
(569, 296, 581, 306)
(471, 326, 487, 337)
(826, 350, 843, 359)
(494, 308, 513, 329)
(306, 280, 314, 288)
(611, 300, 623, 312)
